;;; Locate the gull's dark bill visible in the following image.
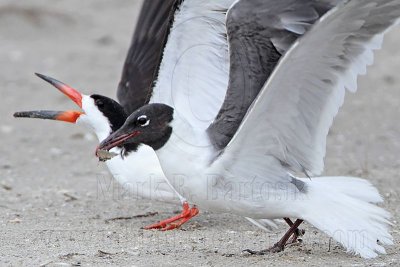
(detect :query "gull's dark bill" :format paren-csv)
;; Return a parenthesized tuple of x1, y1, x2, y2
(97, 131, 141, 152)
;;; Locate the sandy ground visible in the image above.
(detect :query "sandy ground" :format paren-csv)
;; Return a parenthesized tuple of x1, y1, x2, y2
(1, 1, 400, 266)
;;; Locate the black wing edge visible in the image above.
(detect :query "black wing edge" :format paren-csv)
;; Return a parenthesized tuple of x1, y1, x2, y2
(117, 0, 183, 115)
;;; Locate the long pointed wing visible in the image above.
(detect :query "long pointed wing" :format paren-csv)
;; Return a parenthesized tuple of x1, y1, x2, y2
(149, 0, 235, 134)
(117, 0, 181, 114)
(207, 0, 340, 150)
(213, 0, 400, 178)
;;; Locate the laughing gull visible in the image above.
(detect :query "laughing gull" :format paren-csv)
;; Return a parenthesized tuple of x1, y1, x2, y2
(14, 73, 284, 231)
(13, 0, 334, 231)
(98, 0, 400, 258)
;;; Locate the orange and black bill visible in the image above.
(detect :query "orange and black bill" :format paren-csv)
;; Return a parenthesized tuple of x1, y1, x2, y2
(14, 110, 83, 123)
(35, 73, 83, 108)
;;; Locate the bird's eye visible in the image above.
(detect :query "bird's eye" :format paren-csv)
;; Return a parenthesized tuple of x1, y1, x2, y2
(137, 115, 149, 126)
(95, 99, 104, 108)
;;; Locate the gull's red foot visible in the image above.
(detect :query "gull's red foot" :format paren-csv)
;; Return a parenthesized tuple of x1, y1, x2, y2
(143, 202, 199, 231)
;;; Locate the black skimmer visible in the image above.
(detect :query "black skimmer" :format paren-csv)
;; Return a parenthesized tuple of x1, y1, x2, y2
(14, 0, 336, 235)
(13, 0, 202, 231)
(16, 73, 292, 231)
(14, 73, 199, 230)
(98, 0, 399, 258)
(13, 0, 313, 232)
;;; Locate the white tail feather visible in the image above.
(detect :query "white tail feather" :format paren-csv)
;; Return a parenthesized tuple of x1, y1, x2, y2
(298, 177, 393, 259)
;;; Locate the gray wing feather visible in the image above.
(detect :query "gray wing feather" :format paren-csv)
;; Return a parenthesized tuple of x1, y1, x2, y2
(117, 0, 181, 114)
(207, 0, 340, 150)
(216, 0, 400, 176)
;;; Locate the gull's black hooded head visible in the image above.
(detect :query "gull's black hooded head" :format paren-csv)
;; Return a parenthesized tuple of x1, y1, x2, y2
(97, 103, 174, 153)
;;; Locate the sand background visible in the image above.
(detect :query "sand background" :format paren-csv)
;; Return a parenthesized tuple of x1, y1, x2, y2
(1, 0, 400, 266)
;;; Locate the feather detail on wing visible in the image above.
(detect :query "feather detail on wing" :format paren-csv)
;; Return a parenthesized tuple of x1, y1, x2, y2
(212, 0, 400, 179)
(150, 0, 236, 133)
(117, 0, 181, 114)
(207, 0, 340, 150)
